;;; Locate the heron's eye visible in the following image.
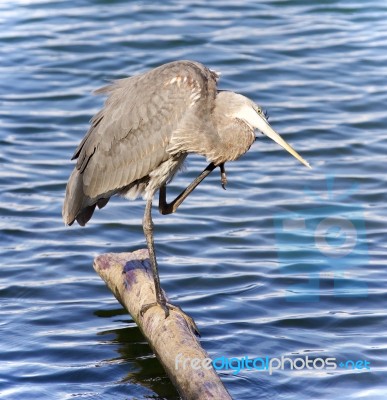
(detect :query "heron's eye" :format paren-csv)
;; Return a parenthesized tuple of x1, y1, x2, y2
(256, 106, 269, 121)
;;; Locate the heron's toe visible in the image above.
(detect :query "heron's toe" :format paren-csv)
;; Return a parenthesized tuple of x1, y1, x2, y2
(167, 303, 200, 337)
(219, 164, 227, 190)
(140, 301, 170, 318)
(140, 301, 199, 336)
(221, 173, 227, 190)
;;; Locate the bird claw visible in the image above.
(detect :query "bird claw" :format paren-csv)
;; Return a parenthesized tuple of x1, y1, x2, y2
(140, 300, 170, 318)
(140, 301, 200, 336)
(220, 163, 227, 190)
(221, 172, 227, 190)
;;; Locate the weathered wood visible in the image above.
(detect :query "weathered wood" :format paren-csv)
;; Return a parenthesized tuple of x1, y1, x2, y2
(93, 249, 232, 400)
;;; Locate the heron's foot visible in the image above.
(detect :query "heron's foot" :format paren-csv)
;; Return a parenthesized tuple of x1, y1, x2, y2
(221, 172, 227, 190)
(140, 301, 200, 336)
(219, 164, 227, 190)
(140, 300, 170, 318)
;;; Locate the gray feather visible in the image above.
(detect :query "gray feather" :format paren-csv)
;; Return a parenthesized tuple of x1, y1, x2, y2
(63, 60, 221, 225)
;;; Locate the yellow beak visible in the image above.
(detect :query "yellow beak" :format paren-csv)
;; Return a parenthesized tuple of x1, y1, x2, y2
(248, 107, 311, 168)
(259, 118, 311, 169)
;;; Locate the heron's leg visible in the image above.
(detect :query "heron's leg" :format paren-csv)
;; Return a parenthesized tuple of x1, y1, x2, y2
(142, 197, 168, 311)
(141, 198, 200, 335)
(219, 163, 227, 190)
(159, 162, 217, 215)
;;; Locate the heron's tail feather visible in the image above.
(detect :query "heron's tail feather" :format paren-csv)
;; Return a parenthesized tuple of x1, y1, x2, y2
(75, 204, 96, 227)
(63, 169, 110, 226)
(63, 169, 85, 225)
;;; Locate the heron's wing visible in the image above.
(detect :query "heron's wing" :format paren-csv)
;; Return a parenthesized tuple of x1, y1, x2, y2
(72, 61, 219, 199)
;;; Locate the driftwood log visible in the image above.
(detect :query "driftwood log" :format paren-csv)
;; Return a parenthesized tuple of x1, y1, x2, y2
(93, 249, 232, 400)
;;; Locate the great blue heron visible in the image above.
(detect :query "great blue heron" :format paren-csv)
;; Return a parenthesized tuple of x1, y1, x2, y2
(63, 60, 310, 327)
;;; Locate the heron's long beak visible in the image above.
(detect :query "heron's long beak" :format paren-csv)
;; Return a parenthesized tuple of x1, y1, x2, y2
(250, 109, 311, 169)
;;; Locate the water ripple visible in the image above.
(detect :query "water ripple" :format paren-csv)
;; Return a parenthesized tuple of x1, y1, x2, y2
(1, 0, 386, 399)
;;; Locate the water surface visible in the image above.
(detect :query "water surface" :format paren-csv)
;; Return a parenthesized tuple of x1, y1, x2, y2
(1, 0, 386, 399)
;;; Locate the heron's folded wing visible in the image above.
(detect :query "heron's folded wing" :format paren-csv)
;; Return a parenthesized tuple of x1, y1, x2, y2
(72, 61, 219, 199)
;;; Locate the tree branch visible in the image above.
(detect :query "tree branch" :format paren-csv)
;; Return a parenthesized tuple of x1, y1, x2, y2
(93, 249, 232, 400)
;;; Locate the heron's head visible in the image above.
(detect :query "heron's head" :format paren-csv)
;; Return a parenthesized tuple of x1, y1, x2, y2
(219, 91, 311, 168)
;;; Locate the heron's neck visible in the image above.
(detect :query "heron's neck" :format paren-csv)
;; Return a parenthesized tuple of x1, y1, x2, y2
(209, 116, 255, 165)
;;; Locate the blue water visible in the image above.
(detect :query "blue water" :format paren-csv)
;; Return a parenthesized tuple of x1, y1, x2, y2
(1, 1, 386, 399)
